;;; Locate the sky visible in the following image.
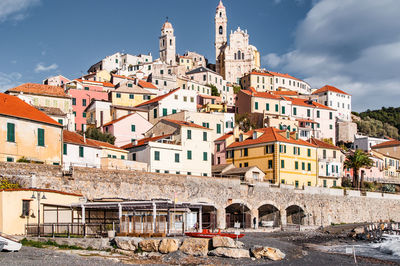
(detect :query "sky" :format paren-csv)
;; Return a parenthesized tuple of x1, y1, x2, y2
(0, 0, 399, 111)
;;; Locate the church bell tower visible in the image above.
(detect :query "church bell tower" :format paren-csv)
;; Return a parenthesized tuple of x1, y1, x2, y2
(159, 18, 176, 65)
(215, 0, 227, 74)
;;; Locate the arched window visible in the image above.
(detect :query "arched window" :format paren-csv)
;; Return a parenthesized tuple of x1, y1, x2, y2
(170, 39, 172, 46)
(219, 12, 222, 17)
(219, 26, 223, 35)
(234, 53, 237, 60)
(242, 53, 245, 60)
(237, 50, 241, 60)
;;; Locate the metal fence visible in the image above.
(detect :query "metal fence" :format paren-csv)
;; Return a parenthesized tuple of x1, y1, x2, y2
(26, 223, 120, 238)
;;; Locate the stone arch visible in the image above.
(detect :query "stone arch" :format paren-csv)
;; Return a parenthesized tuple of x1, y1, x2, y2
(285, 205, 305, 225)
(219, 25, 223, 35)
(225, 201, 251, 229)
(191, 198, 220, 231)
(257, 201, 281, 227)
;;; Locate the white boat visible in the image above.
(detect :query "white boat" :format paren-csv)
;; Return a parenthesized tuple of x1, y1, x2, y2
(0, 235, 22, 252)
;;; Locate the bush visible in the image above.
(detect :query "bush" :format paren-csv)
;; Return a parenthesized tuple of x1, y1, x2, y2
(17, 157, 30, 163)
(382, 184, 396, 193)
(341, 178, 352, 188)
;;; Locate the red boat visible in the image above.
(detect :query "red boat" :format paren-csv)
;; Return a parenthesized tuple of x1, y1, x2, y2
(185, 229, 245, 239)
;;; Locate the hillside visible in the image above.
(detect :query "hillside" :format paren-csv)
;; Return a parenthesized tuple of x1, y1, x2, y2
(352, 107, 400, 139)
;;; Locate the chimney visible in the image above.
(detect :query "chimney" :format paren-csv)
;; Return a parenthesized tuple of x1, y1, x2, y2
(233, 125, 240, 138)
(83, 132, 86, 143)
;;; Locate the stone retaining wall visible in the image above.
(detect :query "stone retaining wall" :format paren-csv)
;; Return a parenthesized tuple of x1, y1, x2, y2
(2, 162, 400, 228)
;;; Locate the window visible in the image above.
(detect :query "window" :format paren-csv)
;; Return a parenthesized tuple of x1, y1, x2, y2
(72, 98, 76, 105)
(255, 102, 258, 110)
(37, 128, 45, 146)
(160, 70, 164, 75)
(307, 149, 311, 157)
(333, 180, 337, 187)
(121, 155, 125, 160)
(203, 132, 207, 141)
(190, 97, 194, 102)
(162, 108, 167, 116)
(175, 153, 180, 163)
(79, 146, 84, 157)
(187, 130, 192, 139)
(244, 162, 248, 167)
(7, 157, 14, 162)
(295, 181, 299, 188)
(275, 104, 278, 112)
(82, 99, 87, 106)
(317, 110, 320, 118)
(174, 95, 178, 100)
(7, 123, 15, 142)
(281, 179, 285, 184)
(295, 161, 299, 170)
(22, 200, 30, 216)
(293, 107, 297, 115)
(58, 119, 63, 125)
(302, 162, 305, 170)
(217, 124, 221, 134)
(281, 160, 285, 168)
(307, 181, 311, 186)
(268, 160, 273, 169)
(307, 163, 311, 171)
(82, 113, 86, 118)
(129, 94, 134, 99)
(307, 109, 311, 117)
(154, 151, 160, 161)
(330, 125, 333, 130)
(164, 170, 169, 173)
(266, 103, 270, 111)
(172, 109, 177, 114)
(131, 125, 136, 132)
(155, 170, 160, 173)
(84, 86, 89, 90)
(187, 150, 192, 160)
(329, 112, 333, 120)
(333, 151, 336, 158)
(282, 106, 285, 114)
(183, 96, 187, 102)
(63, 143, 67, 155)
(323, 180, 327, 187)
(203, 152, 208, 161)
(132, 153, 136, 161)
(244, 148, 248, 156)
(153, 108, 158, 118)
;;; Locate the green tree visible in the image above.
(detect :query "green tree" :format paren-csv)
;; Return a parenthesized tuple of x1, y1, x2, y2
(233, 85, 241, 94)
(235, 113, 256, 132)
(343, 150, 373, 189)
(85, 127, 116, 145)
(206, 84, 220, 97)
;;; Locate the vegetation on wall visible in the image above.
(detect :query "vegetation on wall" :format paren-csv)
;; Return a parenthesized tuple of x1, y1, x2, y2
(84, 127, 116, 145)
(235, 113, 257, 132)
(0, 178, 20, 189)
(206, 84, 220, 97)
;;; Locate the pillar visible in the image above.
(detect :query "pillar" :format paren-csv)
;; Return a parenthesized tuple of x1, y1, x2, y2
(199, 207, 203, 231)
(152, 202, 157, 233)
(250, 209, 259, 229)
(216, 208, 226, 229)
(280, 208, 287, 227)
(81, 204, 85, 224)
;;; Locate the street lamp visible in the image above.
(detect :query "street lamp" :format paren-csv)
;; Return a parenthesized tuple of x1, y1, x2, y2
(31, 191, 47, 237)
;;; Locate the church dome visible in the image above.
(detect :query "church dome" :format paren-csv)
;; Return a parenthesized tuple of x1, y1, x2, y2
(162, 21, 173, 30)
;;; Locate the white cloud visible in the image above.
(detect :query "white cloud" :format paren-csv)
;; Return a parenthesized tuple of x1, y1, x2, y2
(261, 0, 400, 111)
(0, 72, 22, 92)
(34, 63, 58, 73)
(0, 0, 40, 23)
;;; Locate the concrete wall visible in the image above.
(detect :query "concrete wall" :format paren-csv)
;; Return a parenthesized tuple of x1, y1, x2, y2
(2, 162, 400, 229)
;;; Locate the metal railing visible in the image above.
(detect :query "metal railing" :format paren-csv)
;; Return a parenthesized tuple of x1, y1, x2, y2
(25, 223, 120, 238)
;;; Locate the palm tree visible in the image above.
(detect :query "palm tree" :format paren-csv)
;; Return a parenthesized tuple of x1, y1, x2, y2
(343, 150, 374, 189)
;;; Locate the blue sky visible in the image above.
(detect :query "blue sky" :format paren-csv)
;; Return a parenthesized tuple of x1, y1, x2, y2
(1, 0, 400, 111)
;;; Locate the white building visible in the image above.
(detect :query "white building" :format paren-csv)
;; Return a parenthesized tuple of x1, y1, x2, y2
(84, 100, 112, 128)
(312, 85, 352, 121)
(353, 135, 390, 152)
(159, 20, 176, 66)
(123, 119, 212, 176)
(135, 87, 197, 123)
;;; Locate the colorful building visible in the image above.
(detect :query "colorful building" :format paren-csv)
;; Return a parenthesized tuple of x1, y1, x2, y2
(0, 93, 63, 164)
(109, 81, 155, 107)
(226, 127, 318, 187)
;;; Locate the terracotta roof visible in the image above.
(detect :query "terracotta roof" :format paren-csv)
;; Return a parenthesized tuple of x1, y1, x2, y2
(134, 88, 180, 107)
(372, 150, 400, 160)
(312, 85, 350, 96)
(90, 139, 126, 151)
(121, 134, 173, 149)
(309, 138, 340, 150)
(215, 131, 233, 142)
(284, 97, 334, 110)
(227, 127, 317, 149)
(272, 91, 298, 96)
(162, 119, 211, 130)
(296, 118, 318, 124)
(138, 80, 158, 89)
(212, 164, 233, 173)
(63, 130, 125, 151)
(0, 93, 61, 126)
(198, 94, 220, 100)
(268, 71, 303, 82)
(74, 79, 115, 88)
(241, 89, 282, 100)
(8, 83, 69, 98)
(371, 140, 400, 149)
(248, 71, 273, 77)
(113, 83, 155, 94)
(111, 74, 136, 81)
(35, 106, 66, 117)
(102, 113, 135, 127)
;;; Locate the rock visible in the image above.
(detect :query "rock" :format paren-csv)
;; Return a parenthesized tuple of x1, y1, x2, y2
(179, 238, 210, 257)
(235, 241, 245, 249)
(139, 239, 161, 252)
(353, 226, 365, 234)
(209, 247, 250, 258)
(251, 246, 285, 261)
(212, 236, 236, 248)
(114, 237, 143, 251)
(159, 238, 180, 254)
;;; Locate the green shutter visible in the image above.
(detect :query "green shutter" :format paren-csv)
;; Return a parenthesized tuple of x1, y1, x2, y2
(162, 108, 167, 116)
(79, 146, 84, 157)
(295, 161, 299, 169)
(63, 143, 67, 155)
(266, 103, 269, 111)
(131, 125, 136, 132)
(7, 123, 15, 142)
(203, 132, 207, 141)
(175, 153, 179, 162)
(255, 102, 258, 110)
(187, 130, 192, 139)
(282, 106, 285, 114)
(275, 104, 278, 112)
(217, 124, 221, 134)
(308, 163, 311, 171)
(203, 152, 207, 161)
(172, 109, 177, 114)
(121, 155, 125, 160)
(58, 119, 63, 125)
(153, 108, 157, 118)
(307, 149, 311, 157)
(155, 151, 160, 161)
(187, 150, 192, 160)
(281, 160, 285, 168)
(302, 162, 305, 170)
(37, 128, 45, 146)
(293, 107, 297, 115)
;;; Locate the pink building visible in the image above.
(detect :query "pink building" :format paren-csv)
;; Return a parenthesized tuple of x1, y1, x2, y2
(214, 128, 243, 165)
(66, 79, 114, 131)
(101, 112, 153, 147)
(343, 155, 384, 182)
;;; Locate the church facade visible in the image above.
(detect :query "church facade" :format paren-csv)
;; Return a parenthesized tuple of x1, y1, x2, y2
(215, 1, 260, 84)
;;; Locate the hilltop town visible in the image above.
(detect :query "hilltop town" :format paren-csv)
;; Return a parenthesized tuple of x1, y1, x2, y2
(1, 1, 400, 263)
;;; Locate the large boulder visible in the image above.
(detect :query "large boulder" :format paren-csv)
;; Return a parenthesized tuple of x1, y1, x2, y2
(139, 239, 161, 252)
(212, 236, 236, 248)
(179, 238, 210, 257)
(114, 237, 143, 251)
(159, 238, 181, 254)
(209, 247, 250, 258)
(251, 246, 285, 261)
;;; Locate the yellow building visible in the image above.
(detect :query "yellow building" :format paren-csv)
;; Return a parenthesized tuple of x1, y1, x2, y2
(241, 71, 274, 91)
(0, 93, 63, 164)
(109, 81, 156, 107)
(0, 188, 82, 235)
(226, 127, 318, 187)
(178, 56, 194, 71)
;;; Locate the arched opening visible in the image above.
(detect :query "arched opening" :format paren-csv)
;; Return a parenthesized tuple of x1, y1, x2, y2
(237, 50, 241, 60)
(201, 205, 217, 231)
(286, 205, 305, 225)
(258, 204, 280, 227)
(219, 26, 223, 35)
(219, 12, 222, 17)
(170, 39, 172, 46)
(225, 203, 250, 228)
